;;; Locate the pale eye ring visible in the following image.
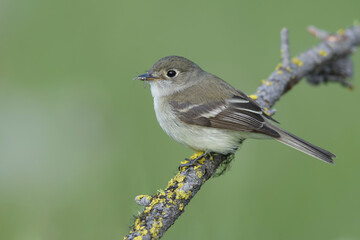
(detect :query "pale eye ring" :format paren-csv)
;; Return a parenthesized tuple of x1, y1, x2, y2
(166, 70, 177, 78)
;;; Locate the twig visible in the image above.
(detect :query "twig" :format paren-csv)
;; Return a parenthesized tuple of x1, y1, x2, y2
(124, 25, 360, 240)
(281, 28, 291, 69)
(254, 25, 359, 110)
(308, 25, 330, 40)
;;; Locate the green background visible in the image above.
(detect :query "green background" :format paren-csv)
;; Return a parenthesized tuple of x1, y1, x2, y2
(0, 0, 359, 239)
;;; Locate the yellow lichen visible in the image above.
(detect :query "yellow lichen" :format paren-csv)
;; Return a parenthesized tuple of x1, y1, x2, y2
(179, 166, 186, 172)
(140, 228, 148, 236)
(190, 151, 205, 159)
(275, 63, 282, 70)
(136, 195, 152, 202)
(193, 165, 201, 170)
(144, 197, 160, 213)
(263, 108, 270, 116)
(144, 207, 150, 213)
(179, 203, 184, 211)
(198, 158, 206, 164)
(149, 218, 163, 239)
(275, 63, 283, 74)
(261, 79, 266, 84)
(136, 195, 144, 201)
(180, 160, 189, 165)
(196, 170, 203, 178)
(318, 50, 328, 57)
(292, 57, 303, 67)
(167, 178, 174, 188)
(175, 190, 192, 200)
(134, 218, 141, 230)
(265, 81, 273, 86)
(134, 236, 142, 240)
(285, 66, 291, 72)
(167, 191, 174, 198)
(249, 94, 258, 100)
(174, 174, 186, 183)
(337, 29, 345, 35)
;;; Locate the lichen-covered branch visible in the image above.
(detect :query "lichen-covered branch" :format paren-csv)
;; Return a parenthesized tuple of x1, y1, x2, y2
(124, 25, 360, 240)
(254, 25, 359, 110)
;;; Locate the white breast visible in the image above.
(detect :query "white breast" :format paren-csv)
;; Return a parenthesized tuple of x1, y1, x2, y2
(152, 96, 245, 154)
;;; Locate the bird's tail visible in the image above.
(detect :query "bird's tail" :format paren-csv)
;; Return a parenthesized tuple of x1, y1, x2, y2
(270, 124, 336, 164)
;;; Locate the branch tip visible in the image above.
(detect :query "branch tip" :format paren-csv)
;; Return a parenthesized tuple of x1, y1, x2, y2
(281, 28, 291, 69)
(135, 195, 152, 206)
(307, 25, 330, 40)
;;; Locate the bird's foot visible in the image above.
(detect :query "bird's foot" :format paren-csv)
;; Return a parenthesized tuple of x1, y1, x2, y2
(179, 151, 209, 170)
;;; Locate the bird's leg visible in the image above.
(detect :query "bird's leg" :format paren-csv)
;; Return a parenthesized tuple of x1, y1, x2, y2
(179, 151, 210, 169)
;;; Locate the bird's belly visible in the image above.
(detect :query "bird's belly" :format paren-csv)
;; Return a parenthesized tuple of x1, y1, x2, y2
(172, 124, 245, 154)
(154, 98, 245, 154)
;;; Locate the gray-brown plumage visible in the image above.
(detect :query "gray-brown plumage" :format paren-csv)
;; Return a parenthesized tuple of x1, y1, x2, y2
(137, 56, 336, 164)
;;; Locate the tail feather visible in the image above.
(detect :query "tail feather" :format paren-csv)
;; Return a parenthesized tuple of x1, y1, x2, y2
(271, 124, 336, 164)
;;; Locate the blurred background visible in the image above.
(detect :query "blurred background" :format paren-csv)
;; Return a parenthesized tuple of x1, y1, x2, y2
(0, 0, 359, 239)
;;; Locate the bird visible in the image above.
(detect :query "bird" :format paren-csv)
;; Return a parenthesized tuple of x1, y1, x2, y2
(135, 56, 335, 165)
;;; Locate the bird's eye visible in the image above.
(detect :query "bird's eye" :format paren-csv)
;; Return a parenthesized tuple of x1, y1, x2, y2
(166, 70, 177, 78)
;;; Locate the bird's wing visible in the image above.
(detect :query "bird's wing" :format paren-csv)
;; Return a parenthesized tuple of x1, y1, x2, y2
(169, 91, 280, 138)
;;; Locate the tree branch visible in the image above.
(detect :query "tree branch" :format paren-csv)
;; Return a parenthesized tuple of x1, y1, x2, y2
(124, 25, 360, 240)
(281, 28, 291, 69)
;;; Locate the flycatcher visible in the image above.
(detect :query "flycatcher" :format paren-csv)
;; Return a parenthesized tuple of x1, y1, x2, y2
(136, 56, 335, 164)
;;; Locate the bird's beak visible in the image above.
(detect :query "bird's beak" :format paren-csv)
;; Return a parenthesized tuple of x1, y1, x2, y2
(135, 73, 160, 81)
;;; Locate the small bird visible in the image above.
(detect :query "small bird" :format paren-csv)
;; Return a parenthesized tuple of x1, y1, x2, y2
(136, 56, 335, 164)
